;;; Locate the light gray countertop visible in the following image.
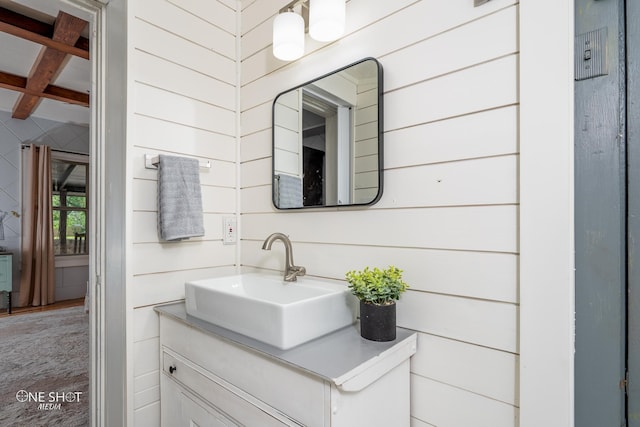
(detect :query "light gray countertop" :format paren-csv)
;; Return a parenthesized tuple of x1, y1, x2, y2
(155, 302, 417, 389)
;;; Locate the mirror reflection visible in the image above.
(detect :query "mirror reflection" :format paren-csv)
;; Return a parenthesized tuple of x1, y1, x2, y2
(272, 58, 383, 209)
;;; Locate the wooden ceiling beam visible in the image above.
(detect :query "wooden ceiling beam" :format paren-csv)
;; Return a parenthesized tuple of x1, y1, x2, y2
(0, 70, 89, 107)
(12, 11, 88, 119)
(0, 7, 89, 60)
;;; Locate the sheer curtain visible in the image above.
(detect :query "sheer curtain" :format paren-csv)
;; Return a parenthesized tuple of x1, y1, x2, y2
(19, 144, 55, 307)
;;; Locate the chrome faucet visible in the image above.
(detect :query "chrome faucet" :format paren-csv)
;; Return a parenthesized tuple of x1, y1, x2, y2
(261, 233, 306, 282)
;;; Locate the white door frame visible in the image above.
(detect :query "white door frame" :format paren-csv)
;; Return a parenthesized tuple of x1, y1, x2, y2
(519, 1, 575, 426)
(64, 0, 128, 425)
(63, 0, 106, 425)
(92, 0, 128, 425)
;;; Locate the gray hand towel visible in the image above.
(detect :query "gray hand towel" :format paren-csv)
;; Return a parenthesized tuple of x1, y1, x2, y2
(276, 174, 303, 208)
(157, 155, 205, 241)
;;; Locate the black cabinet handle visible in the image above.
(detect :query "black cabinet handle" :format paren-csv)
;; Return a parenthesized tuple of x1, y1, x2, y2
(169, 365, 177, 374)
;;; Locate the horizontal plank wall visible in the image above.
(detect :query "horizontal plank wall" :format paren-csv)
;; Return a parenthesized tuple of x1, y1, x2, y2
(128, 0, 238, 425)
(240, 1, 520, 426)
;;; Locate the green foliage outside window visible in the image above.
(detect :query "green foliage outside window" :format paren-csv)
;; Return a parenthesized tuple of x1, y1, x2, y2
(53, 194, 86, 209)
(53, 194, 87, 255)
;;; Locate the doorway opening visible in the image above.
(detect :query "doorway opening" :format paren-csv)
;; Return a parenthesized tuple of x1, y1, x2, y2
(0, 0, 106, 425)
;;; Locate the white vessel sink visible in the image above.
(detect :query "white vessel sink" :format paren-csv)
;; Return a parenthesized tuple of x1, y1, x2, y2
(185, 273, 356, 350)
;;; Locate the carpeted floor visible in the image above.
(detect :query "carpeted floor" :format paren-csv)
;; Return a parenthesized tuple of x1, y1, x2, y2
(0, 306, 89, 427)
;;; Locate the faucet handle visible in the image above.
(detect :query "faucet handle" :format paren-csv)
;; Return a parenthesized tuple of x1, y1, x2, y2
(285, 265, 306, 281)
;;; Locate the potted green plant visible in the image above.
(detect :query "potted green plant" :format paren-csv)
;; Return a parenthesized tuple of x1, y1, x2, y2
(345, 266, 409, 342)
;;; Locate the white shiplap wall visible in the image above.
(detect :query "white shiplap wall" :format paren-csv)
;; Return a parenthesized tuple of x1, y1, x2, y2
(353, 74, 379, 203)
(128, 0, 238, 424)
(240, 1, 520, 426)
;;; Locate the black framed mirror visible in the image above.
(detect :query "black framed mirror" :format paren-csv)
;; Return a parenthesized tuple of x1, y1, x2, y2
(272, 57, 383, 209)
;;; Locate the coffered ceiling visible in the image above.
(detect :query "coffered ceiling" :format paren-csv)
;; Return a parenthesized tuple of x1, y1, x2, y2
(0, 0, 91, 124)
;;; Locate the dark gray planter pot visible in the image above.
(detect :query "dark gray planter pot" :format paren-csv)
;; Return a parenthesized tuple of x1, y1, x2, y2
(359, 300, 396, 341)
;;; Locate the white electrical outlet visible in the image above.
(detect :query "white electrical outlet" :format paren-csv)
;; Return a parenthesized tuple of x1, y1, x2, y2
(223, 217, 237, 245)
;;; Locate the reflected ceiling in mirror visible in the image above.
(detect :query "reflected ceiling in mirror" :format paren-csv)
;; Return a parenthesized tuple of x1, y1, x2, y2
(272, 58, 383, 209)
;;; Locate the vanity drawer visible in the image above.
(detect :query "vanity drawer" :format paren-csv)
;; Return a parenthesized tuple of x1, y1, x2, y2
(162, 350, 300, 426)
(160, 316, 328, 425)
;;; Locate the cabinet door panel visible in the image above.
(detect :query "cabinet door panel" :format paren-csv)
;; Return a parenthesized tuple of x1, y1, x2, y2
(179, 390, 237, 427)
(161, 374, 238, 427)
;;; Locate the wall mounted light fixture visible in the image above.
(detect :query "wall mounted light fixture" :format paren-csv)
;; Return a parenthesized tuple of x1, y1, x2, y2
(273, 0, 346, 61)
(273, 10, 305, 61)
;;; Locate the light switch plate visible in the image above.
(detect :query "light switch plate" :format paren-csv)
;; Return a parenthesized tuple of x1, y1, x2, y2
(575, 27, 608, 81)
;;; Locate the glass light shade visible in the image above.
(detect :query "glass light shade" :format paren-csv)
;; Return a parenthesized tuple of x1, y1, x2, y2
(309, 0, 346, 42)
(273, 11, 305, 61)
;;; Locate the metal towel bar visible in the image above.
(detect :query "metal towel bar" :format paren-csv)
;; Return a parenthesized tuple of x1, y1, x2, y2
(144, 154, 211, 170)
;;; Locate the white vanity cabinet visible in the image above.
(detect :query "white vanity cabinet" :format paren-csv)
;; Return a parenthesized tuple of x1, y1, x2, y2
(156, 303, 417, 427)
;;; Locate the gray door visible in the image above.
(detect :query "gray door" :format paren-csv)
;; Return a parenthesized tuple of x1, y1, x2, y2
(626, 0, 640, 424)
(575, 0, 638, 425)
